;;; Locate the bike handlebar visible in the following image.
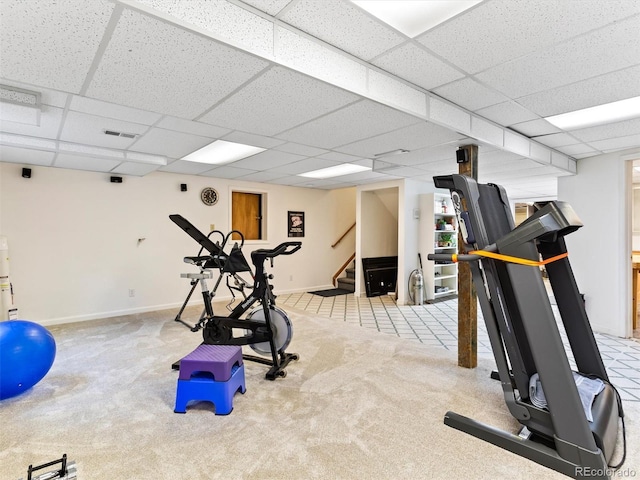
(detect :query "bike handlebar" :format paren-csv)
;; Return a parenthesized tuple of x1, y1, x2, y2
(251, 241, 302, 260)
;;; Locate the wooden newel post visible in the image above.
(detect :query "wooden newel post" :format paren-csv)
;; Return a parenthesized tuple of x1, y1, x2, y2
(457, 145, 478, 368)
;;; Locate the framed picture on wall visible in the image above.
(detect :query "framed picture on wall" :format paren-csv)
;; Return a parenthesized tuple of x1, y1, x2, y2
(288, 211, 305, 237)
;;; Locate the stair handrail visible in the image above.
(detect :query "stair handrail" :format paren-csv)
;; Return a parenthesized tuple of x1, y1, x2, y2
(333, 252, 356, 287)
(331, 222, 356, 248)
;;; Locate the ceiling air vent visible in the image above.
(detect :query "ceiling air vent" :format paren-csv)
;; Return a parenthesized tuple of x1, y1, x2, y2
(104, 130, 137, 139)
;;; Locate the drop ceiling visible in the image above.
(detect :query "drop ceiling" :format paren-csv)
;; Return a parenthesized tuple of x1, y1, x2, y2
(1, 0, 639, 199)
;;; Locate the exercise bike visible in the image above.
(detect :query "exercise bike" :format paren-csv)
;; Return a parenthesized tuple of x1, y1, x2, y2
(170, 215, 301, 380)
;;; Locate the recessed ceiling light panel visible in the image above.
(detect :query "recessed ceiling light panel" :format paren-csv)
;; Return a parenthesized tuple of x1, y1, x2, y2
(181, 140, 266, 165)
(299, 164, 371, 179)
(545, 96, 640, 130)
(351, 0, 482, 37)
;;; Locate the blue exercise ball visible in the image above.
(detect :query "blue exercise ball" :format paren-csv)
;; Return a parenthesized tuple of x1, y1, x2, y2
(0, 320, 56, 400)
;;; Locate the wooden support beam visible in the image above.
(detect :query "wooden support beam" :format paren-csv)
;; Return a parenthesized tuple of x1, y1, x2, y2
(457, 145, 478, 368)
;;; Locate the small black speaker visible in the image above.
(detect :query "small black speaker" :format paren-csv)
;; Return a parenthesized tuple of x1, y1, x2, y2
(110, 176, 123, 183)
(180, 183, 188, 192)
(22, 167, 32, 178)
(456, 148, 468, 164)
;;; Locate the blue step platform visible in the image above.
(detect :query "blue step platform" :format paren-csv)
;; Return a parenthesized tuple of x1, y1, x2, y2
(174, 364, 246, 415)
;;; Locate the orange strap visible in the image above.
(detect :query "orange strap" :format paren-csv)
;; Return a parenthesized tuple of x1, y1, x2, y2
(450, 250, 568, 266)
(468, 250, 568, 267)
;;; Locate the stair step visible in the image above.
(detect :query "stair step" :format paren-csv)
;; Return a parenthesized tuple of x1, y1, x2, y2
(346, 267, 355, 279)
(337, 277, 355, 292)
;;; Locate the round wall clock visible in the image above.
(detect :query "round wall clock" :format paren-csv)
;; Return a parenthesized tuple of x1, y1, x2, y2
(200, 187, 219, 206)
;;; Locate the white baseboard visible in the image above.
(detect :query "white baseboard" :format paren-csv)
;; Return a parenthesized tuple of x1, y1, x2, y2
(36, 286, 339, 327)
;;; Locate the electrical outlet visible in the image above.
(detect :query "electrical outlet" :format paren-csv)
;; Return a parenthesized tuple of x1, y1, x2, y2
(210, 224, 215, 232)
(129, 289, 135, 297)
(289, 275, 293, 281)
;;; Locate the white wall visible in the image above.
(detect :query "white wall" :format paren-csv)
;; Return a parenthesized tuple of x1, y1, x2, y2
(558, 147, 640, 337)
(400, 179, 438, 304)
(0, 163, 356, 325)
(360, 188, 399, 258)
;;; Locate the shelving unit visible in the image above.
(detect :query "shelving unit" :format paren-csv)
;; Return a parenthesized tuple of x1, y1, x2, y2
(419, 192, 458, 302)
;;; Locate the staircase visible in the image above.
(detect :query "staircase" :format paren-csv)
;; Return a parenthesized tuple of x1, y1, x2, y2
(336, 261, 355, 293)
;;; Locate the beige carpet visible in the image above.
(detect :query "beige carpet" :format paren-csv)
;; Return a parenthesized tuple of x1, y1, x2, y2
(0, 306, 637, 479)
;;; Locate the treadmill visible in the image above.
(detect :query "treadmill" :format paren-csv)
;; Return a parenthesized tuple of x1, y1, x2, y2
(427, 175, 623, 479)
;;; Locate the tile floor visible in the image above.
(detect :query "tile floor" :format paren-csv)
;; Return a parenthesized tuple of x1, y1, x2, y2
(279, 292, 640, 403)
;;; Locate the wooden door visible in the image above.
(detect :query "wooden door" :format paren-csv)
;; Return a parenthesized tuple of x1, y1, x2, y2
(232, 192, 261, 240)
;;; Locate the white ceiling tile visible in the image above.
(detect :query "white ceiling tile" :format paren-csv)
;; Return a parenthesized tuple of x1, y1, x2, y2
(316, 151, 364, 162)
(510, 119, 560, 137)
(589, 134, 640, 152)
(434, 78, 509, 111)
(60, 111, 148, 148)
(470, 117, 503, 146)
(371, 42, 464, 90)
(479, 149, 524, 165)
(54, 153, 122, 172)
(475, 101, 539, 127)
(156, 116, 231, 138)
(368, 70, 427, 117)
(276, 100, 420, 148)
(272, 142, 328, 156)
(236, 171, 286, 182)
(380, 144, 458, 167)
(275, 27, 368, 96)
(200, 165, 257, 178)
(241, 0, 293, 17)
(372, 165, 426, 177)
(569, 117, 640, 142)
(475, 15, 640, 98)
(0, 106, 64, 139)
(159, 160, 217, 174)
(332, 170, 387, 183)
(531, 133, 581, 148)
(517, 65, 640, 117)
(69, 96, 162, 125)
(529, 143, 552, 164)
(229, 149, 304, 170)
(551, 152, 571, 171)
(129, 128, 215, 158)
(139, 0, 274, 58)
(351, 158, 373, 168)
(280, 0, 405, 61)
(337, 121, 462, 157)
(111, 162, 163, 176)
(429, 97, 470, 134)
(555, 144, 599, 156)
(299, 178, 350, 189)
(0, 145, 55, 166)
(269, 157, 340, 175)
(417, 0, 640, 74)
(266, 175, 314, 186)
(572, 152, 600, 159)
(86, 9, 270, 118)
(222, 131, 286, 149)
(199, 66, 359, 135)
(504, 131, 530, 157)
(0, 0, 114, 92)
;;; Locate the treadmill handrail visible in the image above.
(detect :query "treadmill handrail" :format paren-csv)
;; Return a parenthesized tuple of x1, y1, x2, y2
(497, 201, 582, 251)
